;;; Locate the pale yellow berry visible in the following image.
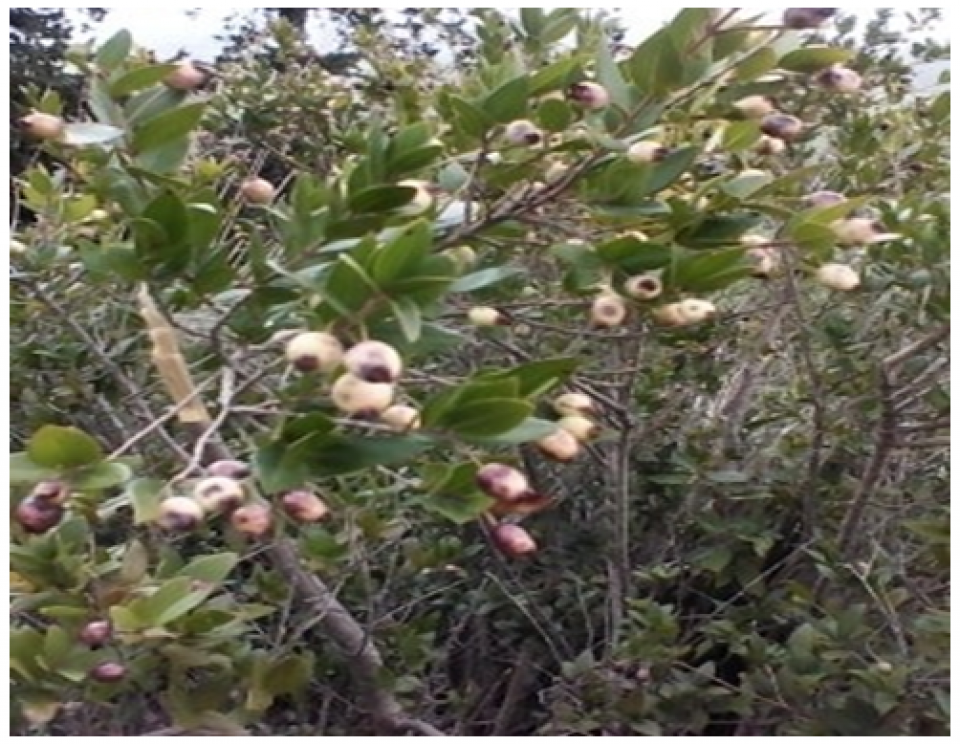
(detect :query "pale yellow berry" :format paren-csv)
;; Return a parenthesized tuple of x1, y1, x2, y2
(816, 263, 860, 291)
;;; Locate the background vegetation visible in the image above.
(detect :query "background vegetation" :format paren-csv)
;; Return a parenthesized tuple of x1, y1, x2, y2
(10, 7, 950, 736)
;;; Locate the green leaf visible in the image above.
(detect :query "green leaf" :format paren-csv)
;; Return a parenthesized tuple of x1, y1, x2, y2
(61, 122, 124, 147)
(134, 135, 191, 174)
(141, 577, 209, 626)
(529, 57, 579, 95)
(27, 426, 103, 469)
(733, 47, 779, 81)
(127, 478, 165, 525)
(484, 76, 530, 123)
(721, 170, 774, 199)
(596, 238, 672, 273)
(73, 462, 133, 491)
(779, 46, 853, 73)
(447, 399, 533, 437)
(349, 185, 418, 214)
(520, 8, 545, 36)
(705, 470, 751, 484)
(95, 29, 132, 71)
(372, 220, 431, 284)
(125, 86, 189, 125)
(537, 98, 573, 132)
(676, 214, 762, 248)
(121, 540, 151, 584)
(133, 102, 206, 154)
(627, 28, 684, 97)
(595, 34, 633, 110)
(10, 452, 60, 484)
(471, 417, 559, 445)
(449, 95, 493, 139)
(42, 626, 73, 668)
(303, 435, 435, 477)
(178, 553, 239, 585)
(110, 64, 179, 97)
(641, 146, 699, 196)
(421, 490, 493, 524)
(451, 266, 524, 293)
(669, 247, 750, 293)
(321, 254, 379, 316)
(390, 297, 422, 343)
(722, 121, 762, 151)
(480, 357, 580, 398)
(386, 145, 443, 179)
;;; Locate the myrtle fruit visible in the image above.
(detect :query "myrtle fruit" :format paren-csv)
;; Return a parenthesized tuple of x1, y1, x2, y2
(343, 340, 403, 383)
(90, 661, 127, 683)
(79, 620, 113, 649)
(623, 274, 663, 301)
(747, 247, 776, 278)
(280, 490, 330, 523)
(590, 293, 628, 328)
(783, 8, 837, 29)
(816, 263, 860, 291)
(760, 113, 803, 142)
(831, 217, 899, 245)
(330, 373, 395, 415)
(468, 306, 507, 327)
(206, 459, 251, 480)
(504, 119, 543, 146)
(156, 496, 204, 531)
(805, 190, 846, 208)
(535, 428, 580, 462)
(733, 95, 775, 119)
(627, 141, 669, 164)
(492, 524, 537, 557)
(545, 161, 569, 184)
(558, 415, 599, 443)
(192, 476, 245, 514)
(30, 479, 69, 505)
(552, 392, 595, 417)
(15, 497, 64, 534)
(19, 112, 64, 141)
(756, 136, 787, 155)
(164, 60, 207, 90)
(677, 298, 717, 324)
(816, 65, 863, 93)
(285, 331, 345, 373)
(476, 463, 531, 502)
(240, 178, 276, 204)
(567, 81, 610, 110)
(230, 504, 273, 537)
(380, 404, 422, 432)
(652, 303, 688, 327)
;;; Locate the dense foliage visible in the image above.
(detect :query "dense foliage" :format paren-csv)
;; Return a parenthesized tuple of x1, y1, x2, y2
(10, 8, 950, 736)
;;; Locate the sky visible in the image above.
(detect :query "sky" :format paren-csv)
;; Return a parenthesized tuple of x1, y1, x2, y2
(67, 7, 948, 91)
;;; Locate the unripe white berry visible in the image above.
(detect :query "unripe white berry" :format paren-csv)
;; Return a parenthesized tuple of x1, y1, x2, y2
(756, 136, 787, 155)
(380, 404, 421, 432)
(626, 141, 669, 164)
(286, 332, 345, 373)
(330, 373, 394, 415)
(623, 274, 663, 300)
(536, 427, 581, 462)
(558, 415, 599, 442)
(504, 119, 543, 146)
(677, 298, 717, 324)
(240, 178, 276, 204)
(553, 392, 595, 417)
(468, 306, 506, 327)
(816, 263, 860, 291)
(343, 340, 403, 383)
(19, 112, 65, 141)
(591, 293, 628, 328)
(567, 81, 610, 110)
(733, 95, 775, 119)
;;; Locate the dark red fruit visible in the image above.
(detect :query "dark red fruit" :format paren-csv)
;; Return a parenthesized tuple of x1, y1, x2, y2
(15, 497, 64, 534)
(79, 620, 113, 648)
(90, 661, 127, 683)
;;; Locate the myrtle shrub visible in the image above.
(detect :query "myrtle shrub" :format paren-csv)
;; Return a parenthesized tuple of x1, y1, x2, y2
(10, 8, 949, 736)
